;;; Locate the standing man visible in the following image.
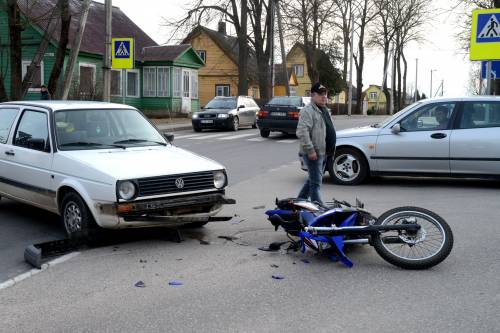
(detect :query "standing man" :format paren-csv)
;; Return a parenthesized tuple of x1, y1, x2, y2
(40, 85, 51, 100)
(296, 82, 336, 205)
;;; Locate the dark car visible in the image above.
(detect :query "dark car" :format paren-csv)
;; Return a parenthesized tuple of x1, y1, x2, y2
(191, 96, 260, 132)
(256, 96, 311, 137)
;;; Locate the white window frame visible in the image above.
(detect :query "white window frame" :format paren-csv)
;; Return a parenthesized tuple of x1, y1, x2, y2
(78, 62, 96, 86)
(157, 66, 171, 97)
(190, 70, 198, 99)
(126, 69, 140, 98)
(142, 66, 157, 97)
(110, 69, 122, 96)
(293, 64, 304, 78)
(182, 70, 190, 98)
(22, 60, 44, 92)
(369, 92, 377, 99)
(173, 67, 182, 97)
(216, 84, 230, 97)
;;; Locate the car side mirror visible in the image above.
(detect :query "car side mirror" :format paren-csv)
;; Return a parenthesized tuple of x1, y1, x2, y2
(238, 105, 245, 110)
(391, 123, 401, 134)
(27, 138, 47, 151)
(163, 133, 174, 143)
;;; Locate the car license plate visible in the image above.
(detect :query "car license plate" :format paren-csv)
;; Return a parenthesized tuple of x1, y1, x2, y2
(201, 120, 213, 124)
(271, 112, 287, 117)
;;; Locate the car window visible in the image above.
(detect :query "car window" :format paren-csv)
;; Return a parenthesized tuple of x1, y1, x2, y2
(247, 98, 258, 108)
(267, 96, 302, 106)
(204, 98, 237, 109)
(0, 108, 19, 144)
(459, 101, 500, 129)
(399, 102, 457, 132)
(14, 110, 49, 152)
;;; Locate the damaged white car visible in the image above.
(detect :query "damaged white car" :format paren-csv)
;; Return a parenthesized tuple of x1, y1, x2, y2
(0, 101, 235, 240)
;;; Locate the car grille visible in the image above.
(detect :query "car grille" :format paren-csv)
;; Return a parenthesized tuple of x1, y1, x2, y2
(199, 113, 217, 118)
(137, 171, 215, 197)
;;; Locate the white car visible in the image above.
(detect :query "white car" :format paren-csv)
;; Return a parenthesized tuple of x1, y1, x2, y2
(0, 101, 235, 240)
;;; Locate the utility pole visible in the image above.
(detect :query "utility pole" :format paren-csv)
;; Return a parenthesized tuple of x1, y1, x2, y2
(390, 44, 395, 114)
(269, 0, 275, 98)
(486, 61, 492, 95)
(430, 69, 436, 99)
(103, 0, 112, 102)
(61, 0, 92, 99)
(347, 13, 354, 116)
(275, 0, 289, 96)
(414, 58, 418, 102)
(441, 80, 444, 96)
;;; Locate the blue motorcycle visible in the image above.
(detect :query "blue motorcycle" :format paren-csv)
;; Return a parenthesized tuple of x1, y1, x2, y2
(264, 198, 453, 269)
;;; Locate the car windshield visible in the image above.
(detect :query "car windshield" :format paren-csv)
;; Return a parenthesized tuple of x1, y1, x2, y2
(204, 98, 237, 109)
(374, 102, 423, 128)
(267, 97, 303, 106)
(55, 109, 166, 150)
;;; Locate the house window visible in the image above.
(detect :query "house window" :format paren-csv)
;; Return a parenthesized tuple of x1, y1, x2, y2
(183, 70, 190, 98)
(79, 63, 96, 98)
(197, 50, 206, 63)
(143, 67, 156, 97)
(305, 90, 311, 97)
(126, 69, 139, 97)
(369, 92, 377, 99)
(290, 87, 297, 96)
(216, 84, 230, 97)
(292, 64, 304, 77)
(110, 70, 122, 96)
(190, 70, 198, 99)
(157, 67, 170, 97)
(173, 67, 182, 97)
(22, 61, 44, 91)
(252, 87, 258, 98)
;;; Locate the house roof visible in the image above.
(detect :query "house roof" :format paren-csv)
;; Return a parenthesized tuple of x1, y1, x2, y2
(17, 0, 158, 61)
(141, 44, 191, 62)
(183, 25, 258, 80)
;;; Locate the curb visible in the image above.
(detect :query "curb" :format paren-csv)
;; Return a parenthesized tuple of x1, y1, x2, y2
(155, 124, 194, 132)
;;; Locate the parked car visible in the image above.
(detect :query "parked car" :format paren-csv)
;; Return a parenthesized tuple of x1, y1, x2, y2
(191, 96, 260, 131)
(0, 101, 235, 240)
(320, 96, 500, 185)
(256, 96, 311, 137)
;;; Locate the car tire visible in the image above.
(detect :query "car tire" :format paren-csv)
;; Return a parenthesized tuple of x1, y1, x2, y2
(260, 129, 270, 138)
(193, 126, 202, 132)
(329, 148, 369, 185)
(231, 116, 239, 131)
(252, 121, 257, 129)
(60, 192, 99, 242)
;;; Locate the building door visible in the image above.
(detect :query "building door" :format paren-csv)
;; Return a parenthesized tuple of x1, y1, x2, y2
(182, 70, 191, 113)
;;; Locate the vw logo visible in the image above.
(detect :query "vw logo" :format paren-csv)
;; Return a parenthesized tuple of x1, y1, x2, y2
(175, 178, 185, 189)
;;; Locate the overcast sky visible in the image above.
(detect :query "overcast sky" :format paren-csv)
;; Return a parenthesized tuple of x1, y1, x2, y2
(97, 0, 476, 97)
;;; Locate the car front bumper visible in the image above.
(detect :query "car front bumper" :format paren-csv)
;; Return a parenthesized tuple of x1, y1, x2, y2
(192, 117, 233, 129)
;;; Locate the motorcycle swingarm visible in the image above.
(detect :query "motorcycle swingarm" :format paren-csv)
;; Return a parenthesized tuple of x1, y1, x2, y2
(304, 224, 420, 236)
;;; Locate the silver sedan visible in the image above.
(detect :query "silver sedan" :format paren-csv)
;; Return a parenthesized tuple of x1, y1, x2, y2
(328, 96, 500, 185)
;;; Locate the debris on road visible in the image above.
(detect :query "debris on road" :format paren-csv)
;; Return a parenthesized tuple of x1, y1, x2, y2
(270, 264, 279, 268)
(253, 205, 266, 209)
(169, 280, 183, 286)
(134, 281, 146, 288)
(272, 274, 285, 280)
(199, 239, 210, 245)
(301, 259, 311, 264)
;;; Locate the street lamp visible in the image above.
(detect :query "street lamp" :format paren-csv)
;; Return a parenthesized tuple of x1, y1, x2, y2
(430, 69, 436, 98)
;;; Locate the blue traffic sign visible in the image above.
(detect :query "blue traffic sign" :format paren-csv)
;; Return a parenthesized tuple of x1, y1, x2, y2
(481, 61, 500, 79)
(114, 40, 131, 58)
(476, 13, 500, 43)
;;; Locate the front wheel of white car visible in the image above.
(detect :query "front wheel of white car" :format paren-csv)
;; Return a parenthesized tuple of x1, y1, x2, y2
(329, 148, 369, 185)
(61, 192, 99, 242)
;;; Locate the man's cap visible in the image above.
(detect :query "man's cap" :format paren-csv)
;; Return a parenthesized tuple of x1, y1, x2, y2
(311, 82, 327, 94)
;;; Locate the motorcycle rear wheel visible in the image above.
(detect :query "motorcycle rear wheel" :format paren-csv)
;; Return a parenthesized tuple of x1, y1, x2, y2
(372, 206, 453, 270)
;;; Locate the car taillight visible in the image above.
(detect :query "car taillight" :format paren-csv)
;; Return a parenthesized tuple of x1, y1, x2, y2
(289, 111, 300, 119)
(258, 111, 269, 119)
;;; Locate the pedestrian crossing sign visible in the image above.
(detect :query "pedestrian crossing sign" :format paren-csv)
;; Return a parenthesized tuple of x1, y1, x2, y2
(470, 9, 500, 60)
(111, 38, 134, 69)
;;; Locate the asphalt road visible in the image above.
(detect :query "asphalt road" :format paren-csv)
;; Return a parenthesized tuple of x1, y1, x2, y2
(2, 115, 499, 332)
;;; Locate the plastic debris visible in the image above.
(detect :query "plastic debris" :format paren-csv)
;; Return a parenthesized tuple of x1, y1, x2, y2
(134, 281, 146, 288)
(169, 280, 183, 286)
(270, 264, 279, 268)
(301, 259, 311, 264)
(272, 274, 285, 280)
(218, 235, 239, 241)
(231, 218, 246, 225)
(252, 205, 265, 209)
(176, 258, 183, 261)
(199, 239, 210, 245)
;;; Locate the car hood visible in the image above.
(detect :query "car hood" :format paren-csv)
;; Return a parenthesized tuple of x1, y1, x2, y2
(199, 108, 234, 114)
(337, 126, 380, 138)
(58, 146, 225, 180)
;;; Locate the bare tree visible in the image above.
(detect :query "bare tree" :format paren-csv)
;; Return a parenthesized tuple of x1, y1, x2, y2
(48, 0, 71, 98)
(7, 0, 23, 101)
(164, 0, 250, 96)
(332, 0, 353, 83)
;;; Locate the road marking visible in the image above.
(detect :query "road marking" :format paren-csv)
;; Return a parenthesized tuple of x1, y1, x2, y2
(277, 139, 297, 143)
(173, 134, 203, 139)
(247, 138, 267, 142)
(218, 133, 257, 140)
(189, 133, 229, 140)
(0, 252, 80, 291)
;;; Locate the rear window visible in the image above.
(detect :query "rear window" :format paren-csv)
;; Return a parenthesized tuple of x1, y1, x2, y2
(267, 97, 303, 107)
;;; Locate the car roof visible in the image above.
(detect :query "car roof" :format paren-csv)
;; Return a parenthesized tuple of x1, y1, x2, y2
(0, 100, 137, 112)
(418, 96, 500, 104)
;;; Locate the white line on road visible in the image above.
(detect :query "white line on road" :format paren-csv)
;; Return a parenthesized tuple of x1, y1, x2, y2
(247, 138, 267, 142)
(277, 139, 297, 143)
(189, 133, 229, 140)
(218, 133, 257, 140)
(173, 134, 203, 139)
(0, 252, 80, 291)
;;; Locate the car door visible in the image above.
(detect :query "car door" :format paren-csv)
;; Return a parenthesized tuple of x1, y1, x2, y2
(450, 100, 500, 176)
(237, 97, 250, 125)
(2, 108, 56, 210)
(0, 107, 21, 196)
(374, 102, 458, 174)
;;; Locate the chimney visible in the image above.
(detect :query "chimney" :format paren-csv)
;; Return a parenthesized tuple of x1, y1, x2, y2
(218, 21, 226, 35)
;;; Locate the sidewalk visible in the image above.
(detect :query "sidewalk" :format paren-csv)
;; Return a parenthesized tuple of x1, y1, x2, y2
(149, 117, 193, 132)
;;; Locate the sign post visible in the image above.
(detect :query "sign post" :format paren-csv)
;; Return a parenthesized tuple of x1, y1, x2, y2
(470, 9, 500, 95)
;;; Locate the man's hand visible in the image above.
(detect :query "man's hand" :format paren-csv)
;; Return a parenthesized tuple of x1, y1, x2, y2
(307, 151, 317, 160)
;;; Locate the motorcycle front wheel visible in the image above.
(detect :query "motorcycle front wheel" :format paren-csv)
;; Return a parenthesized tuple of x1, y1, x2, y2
(372, 206, 453, 270)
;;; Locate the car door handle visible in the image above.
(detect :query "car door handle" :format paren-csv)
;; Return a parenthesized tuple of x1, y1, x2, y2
(5, 150, 15, 156)
(430, 133, 447, 139)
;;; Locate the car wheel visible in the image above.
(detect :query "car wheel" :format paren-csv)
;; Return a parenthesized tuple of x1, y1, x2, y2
(329, 148, 368, 185)
(252, 121, 257, 129)
(231, 116, 239, 131)
(60, 192, 99, 242)
(260, 129, 270, 138)
(193, 126, 202, 132)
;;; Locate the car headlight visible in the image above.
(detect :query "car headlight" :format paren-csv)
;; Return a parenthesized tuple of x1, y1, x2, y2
(118, 180, 137, 200)
(217, 113, 229, 118)
(213, 171, 227, 189)
(192, 113, 199, 119)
